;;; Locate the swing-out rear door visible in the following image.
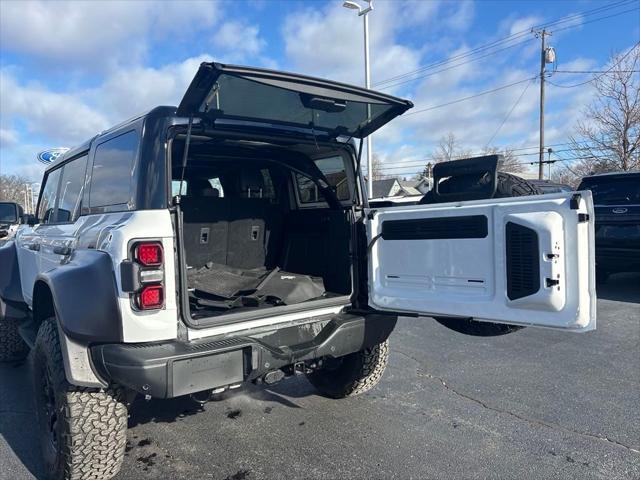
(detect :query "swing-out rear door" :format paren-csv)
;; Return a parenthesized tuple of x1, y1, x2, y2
(367, 191, 596, 331)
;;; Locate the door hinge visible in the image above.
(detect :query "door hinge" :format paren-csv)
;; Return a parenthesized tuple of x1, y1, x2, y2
(578, 213, 590, 223)
(570, 193, 582, 210)
(367, 209, 377, 220)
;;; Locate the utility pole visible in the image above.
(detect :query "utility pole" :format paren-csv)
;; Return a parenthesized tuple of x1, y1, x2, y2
(534, 28, 553, 180)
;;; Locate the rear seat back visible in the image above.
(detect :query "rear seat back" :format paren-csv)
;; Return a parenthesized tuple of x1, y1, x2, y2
(227, 169, 282, 269)
(181, 179, 229, 268)
(181, 170, 283, 271)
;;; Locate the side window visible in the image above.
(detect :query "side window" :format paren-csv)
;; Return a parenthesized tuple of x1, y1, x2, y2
(295, 156, 350, 204)
(208, 177, 225, 197)
(38, 168, 62, 224)
(172, 180, 187, 196)
(89, 130, 138, 208)
(57, 154, 88, 222)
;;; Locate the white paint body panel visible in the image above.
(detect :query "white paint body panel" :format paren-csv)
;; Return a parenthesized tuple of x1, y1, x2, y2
(367, 192, 596, 331)
(97, 210, 178, 343)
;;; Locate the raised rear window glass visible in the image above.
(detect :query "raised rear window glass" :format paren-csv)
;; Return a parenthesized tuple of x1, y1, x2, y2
(57, 155, 88, 222)
(89, 130, 138, 208)
(203, 74, 398, 137)
(296, 156, 350, 203)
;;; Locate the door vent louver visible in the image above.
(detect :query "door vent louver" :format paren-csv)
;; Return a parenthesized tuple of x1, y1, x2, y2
(506, 222, 540, 300)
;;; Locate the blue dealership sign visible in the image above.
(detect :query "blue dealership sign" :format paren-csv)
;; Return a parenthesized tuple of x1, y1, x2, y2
(37, 148, 69, 165)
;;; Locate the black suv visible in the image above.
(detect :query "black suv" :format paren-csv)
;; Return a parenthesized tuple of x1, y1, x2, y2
(577, 171, 640, 281)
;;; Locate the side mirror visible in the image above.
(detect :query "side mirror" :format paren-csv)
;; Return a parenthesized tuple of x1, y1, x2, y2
(24, 214, 38, 226)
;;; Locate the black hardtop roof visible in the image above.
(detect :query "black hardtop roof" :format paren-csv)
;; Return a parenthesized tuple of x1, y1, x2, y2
(581, 171, 640, 181)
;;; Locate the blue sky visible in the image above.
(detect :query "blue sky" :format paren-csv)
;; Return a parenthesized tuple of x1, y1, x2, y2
(1, 0, 639, 181)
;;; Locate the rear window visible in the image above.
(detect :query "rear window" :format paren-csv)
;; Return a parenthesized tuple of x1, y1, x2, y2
(198, 73, 401, 137)
(89, 130, 138, 208)
(579, 177, 640, 205)
(296, 156, 350, 204)
(57, 154, 88, 222)
(0, 203, 17, 223)
(38, 168, 62, 224)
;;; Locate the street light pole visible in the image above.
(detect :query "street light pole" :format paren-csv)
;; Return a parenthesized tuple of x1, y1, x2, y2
(343, 0, 374, 198)
(363, 9, 373, 198)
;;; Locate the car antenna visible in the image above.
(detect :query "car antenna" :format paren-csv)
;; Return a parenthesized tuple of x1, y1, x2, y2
(176, 115, 194, 205)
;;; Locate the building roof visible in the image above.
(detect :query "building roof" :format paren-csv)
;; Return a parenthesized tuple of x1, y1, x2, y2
(371, 178, 399, 198)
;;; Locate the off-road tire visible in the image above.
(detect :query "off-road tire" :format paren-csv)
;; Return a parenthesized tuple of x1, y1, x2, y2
(33, 318, 128, 480)
(0, 315, 29, 362)
(420, 171, 542, 204)
(308, 340, 389, 399)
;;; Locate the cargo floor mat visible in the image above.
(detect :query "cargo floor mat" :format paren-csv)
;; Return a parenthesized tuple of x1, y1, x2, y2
(187, 263, 269, 298)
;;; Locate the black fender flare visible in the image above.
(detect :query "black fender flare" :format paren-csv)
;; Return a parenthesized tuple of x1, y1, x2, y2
(35, 249, 122, 343)
(0, 241, 25, 304)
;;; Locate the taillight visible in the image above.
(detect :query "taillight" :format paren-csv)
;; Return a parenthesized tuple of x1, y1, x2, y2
(135, 242, 163, 267)
(131, 241, 165, 310)
(136, 285, 164, 310)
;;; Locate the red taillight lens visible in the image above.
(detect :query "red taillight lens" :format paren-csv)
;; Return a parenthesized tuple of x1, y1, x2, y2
(137, 285, 164, 310)
(135, 242, 163, 266)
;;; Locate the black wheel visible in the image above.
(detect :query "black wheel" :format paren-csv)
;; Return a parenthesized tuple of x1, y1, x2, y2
(0, 305, 29, 362)
(33, 318, 128, 480)
(421, 171, 543, 337)
(308, 340, 389, 399)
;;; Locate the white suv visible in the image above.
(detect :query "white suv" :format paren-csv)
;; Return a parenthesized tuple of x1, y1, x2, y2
(0, 62, 596, 480)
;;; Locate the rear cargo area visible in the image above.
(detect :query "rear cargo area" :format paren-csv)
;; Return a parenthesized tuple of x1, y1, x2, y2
(172, 135, 353, 320)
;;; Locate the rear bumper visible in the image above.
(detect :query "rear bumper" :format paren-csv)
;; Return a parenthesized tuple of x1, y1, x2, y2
(90, 313, 396, 398)
(596, 247, 640, 272)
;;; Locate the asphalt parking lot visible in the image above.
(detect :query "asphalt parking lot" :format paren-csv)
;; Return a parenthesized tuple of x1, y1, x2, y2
(1, 273, 638, 480)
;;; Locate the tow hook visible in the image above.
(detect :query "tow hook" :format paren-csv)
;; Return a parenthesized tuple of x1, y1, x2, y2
(294, 362, 312, 375)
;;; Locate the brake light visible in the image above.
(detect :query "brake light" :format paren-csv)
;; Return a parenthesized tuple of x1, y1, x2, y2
(137, 285, 164, 310)
(135, 242, 163, 267)
(130, 241, 165, 311)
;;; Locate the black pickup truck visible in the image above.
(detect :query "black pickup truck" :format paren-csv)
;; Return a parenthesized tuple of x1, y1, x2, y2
(577, 171, 640, 282)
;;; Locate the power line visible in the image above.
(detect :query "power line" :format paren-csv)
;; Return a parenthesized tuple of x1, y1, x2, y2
(485, 79, 534, 147)
(555, 69, 640, 73)
(373, 0, 638, 89)
(403, 77, 536, 117)
(547, 41, 640, 88)
(377, 39, 532, 91)
(372, 147, 596, 172)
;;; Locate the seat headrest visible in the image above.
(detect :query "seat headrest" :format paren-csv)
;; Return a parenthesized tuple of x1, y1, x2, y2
(239, 170, 265, 198)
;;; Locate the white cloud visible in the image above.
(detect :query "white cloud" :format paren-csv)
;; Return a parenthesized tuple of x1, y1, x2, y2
(282, 2, 422, 87)
(0, 70, 109, 145)
(509, 15, 543, 36)
(0, 129, 19, 147)
(0, 0, 220, 67)
(213, 22, 265, 61)
(444, 0, 475, 32)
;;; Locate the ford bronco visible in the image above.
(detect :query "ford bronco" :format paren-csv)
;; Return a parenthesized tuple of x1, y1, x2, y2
(0, 62, 596, 480)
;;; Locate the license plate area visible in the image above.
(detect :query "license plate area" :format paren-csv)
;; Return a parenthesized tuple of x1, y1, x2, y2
(171, 350, 244, 397)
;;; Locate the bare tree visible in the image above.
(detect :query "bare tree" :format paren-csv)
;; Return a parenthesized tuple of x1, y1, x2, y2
(0, 174, 31, 206)
(569, 44, 640, 173)
(371, 153, 388, 181)
(482, 146, 526, 173)
(430, 132, 471, 163)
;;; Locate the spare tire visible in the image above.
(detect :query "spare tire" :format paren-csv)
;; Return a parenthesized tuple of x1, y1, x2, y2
(421, 171, 543, 336)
